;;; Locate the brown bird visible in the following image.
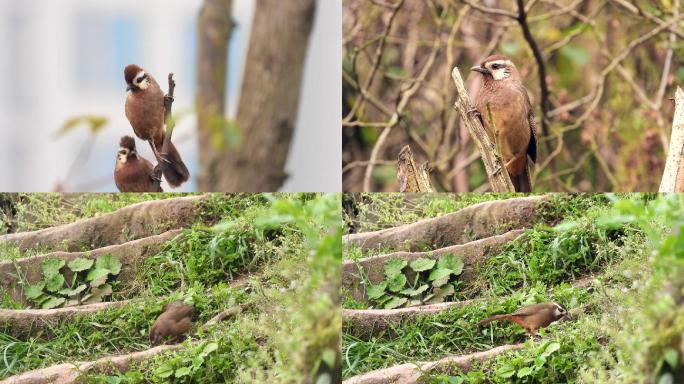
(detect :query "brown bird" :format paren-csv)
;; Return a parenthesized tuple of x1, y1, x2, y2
(150, 301, 194, 345)
(124, 64, 189, 187)
(114, 136, 162, 192)
(471, 55, 537, 192)
(477, 302, 570, 335)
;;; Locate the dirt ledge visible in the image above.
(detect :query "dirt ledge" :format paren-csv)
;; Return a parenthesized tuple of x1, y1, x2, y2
(0, 345, 180, 384)
(343, 343, 525, 384)
(343, 195, 548, 253)
(0, 230, 183, 304)
(343, 230, 524, 302)
(343, 300, 478, 338)
(0, 196, 205, 252)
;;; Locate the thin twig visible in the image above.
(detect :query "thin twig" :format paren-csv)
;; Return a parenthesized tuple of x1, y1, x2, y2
(152, 73, 176, 191)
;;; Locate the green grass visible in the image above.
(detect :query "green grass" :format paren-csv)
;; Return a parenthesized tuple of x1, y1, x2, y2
(342, 193, 658, 382)
(1, 193, 341, 383)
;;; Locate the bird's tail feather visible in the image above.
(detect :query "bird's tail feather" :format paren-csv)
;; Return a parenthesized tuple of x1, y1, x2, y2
(510, 159, 533, 192)
(477, 313, 511, 326)
(156, 136, 189, 187)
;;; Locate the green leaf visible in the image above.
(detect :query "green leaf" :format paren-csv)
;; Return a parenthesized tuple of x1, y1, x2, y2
(87, 268, 110, 283)
(83, 284, 112, 304)
(426, 285, 455, 304)
(432, 275, 450, 288)
(664, 348, 679, 369)
(200, 342, 219, 357)
(384, 259, 408, 278)
(24, 282, 46, 299)
(67, 258, 94, 272)
(175, 367, 191, 378)
(542, 342, 561, 357)
(367, 281, 387, 300)
(56, 115, 108, 137)
(41, 296, 66, 309)
(58, 284, 87, 297)
(497, 364, 516, 378)
(45, 274, 65, 292)
(387, 274, 407, 292)
(95, 254, 122, 275)
(409, 258, 436, 272)
(322, 349, 337, 368)
(438, 254, 464, 275)
(428, 268, 452, 282)
(384, 297, 408, 309)
(400, 284, 429, 297)
(517, 367, 533, 378)
(42, 259, 65, 278)
(155, 364, 174, 378)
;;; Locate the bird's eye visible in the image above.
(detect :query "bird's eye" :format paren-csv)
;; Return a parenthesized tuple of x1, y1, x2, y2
(492, 63, 501, 69)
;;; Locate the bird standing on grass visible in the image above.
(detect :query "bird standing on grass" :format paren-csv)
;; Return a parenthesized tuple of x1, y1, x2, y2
(124, 64, 189, 188)
(477, 302, 570, 335)
(471, 55, 537, 192)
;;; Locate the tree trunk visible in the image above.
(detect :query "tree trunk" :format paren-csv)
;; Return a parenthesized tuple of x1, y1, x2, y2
(217, 0, 317, 191)
(196, 0, 233, 191)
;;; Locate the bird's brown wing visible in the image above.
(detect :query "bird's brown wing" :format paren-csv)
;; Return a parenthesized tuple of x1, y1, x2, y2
(510, 303, 548, 317)
(524, 90, 538, 164)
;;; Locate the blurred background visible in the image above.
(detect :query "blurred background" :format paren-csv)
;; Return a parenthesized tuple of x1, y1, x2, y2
(343, 0, 684, 192)
(0, 0, 341, 192)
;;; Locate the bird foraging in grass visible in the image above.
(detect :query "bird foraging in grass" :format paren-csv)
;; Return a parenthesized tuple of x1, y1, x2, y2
(149, 301, 194, 345)
(477, 302, 570, 335)
(471, 55, 537, 192)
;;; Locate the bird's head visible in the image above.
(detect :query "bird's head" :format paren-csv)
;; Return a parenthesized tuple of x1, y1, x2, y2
(552, 302, 571, 321)
(471, 55, 518, 82)
(117, 136, 138, 164)
(124, 64, 150, 92)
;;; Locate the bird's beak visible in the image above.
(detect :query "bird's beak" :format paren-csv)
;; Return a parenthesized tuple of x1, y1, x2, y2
(563, 313, 572, 320)
(126, 85, 133, 92)
(471, 65, 489, 75)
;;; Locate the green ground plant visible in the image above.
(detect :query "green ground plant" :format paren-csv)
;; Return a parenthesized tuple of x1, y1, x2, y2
(1, 193, 341, 384)
(23, 255, 121, 309)
(342, 194, 657, 382)
(366, 254, 464, 309)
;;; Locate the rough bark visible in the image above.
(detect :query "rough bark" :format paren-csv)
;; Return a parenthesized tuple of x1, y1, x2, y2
(660, 86, 684, 192)
(196, 0, 233, 191)
(397, 145, 433, 192)
(217, 0, 317, 191)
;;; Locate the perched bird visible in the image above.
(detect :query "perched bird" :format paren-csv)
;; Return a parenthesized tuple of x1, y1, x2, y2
(124, 64, 189, 187)
(114, 136, 162, 192)
(150, 301, 194, 345)
(471, 55, 537, 192)
(477, 302, 570, 335)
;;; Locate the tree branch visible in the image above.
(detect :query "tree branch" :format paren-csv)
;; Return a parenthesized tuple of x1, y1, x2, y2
(152, 73, 176, 192)
(660, 87, 684, 192)
(451, 67, 514, 192)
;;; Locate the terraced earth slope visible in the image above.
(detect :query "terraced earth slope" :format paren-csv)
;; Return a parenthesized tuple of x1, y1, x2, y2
(1, 193, 341, 383)
(342, 194, 649, 383)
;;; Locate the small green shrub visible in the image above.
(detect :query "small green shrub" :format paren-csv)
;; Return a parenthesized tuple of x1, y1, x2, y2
(23, 255, 121, 309)
(366, 254, 464, 309)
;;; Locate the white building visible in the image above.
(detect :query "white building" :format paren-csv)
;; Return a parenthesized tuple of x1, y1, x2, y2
(0, 0, 341, 192)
